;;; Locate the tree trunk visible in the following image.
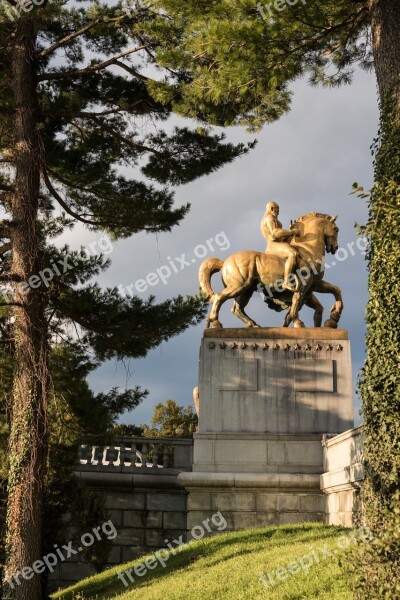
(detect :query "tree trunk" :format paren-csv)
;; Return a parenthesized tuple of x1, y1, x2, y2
(369, 0, 400, 112)
(3, 20, 49, 600)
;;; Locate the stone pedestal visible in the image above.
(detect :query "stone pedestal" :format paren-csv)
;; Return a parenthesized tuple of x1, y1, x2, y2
(178, 328, 354, 533)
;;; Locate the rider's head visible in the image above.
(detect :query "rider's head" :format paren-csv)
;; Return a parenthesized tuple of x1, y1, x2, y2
(266, 201, 279, 215)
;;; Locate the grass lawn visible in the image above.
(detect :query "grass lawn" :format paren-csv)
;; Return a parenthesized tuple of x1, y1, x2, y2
(51, 522, 354, 600)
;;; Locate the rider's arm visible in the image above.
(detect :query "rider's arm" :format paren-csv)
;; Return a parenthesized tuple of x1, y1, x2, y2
(265, 217, 294, 241)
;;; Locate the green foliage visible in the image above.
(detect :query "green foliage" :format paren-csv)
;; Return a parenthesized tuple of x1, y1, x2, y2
(142, 0, 370, 129)
(111, 423, 145, 437)
(143, 399, 198, 438)
(0, 340, 141, 587)
(0, 298, 13, 482)
(354, 99, 400, 598)
(64, 486, 113, 572)
(0, 0, 253, 368)
(0, 353, 11, 480)
(0, 7, 252, 591)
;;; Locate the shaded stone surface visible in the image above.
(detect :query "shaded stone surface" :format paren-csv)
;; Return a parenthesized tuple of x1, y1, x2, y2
(320, 426, 364, 527)
(179, 328, 355, 534)
(199, 329, 353, 435)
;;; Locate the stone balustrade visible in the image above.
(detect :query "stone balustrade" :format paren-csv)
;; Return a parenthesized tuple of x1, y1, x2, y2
(77, 437, 193, 475)
(43, 437, 195, 589)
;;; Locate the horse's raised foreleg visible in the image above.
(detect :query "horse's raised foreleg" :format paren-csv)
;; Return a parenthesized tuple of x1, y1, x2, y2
(312, 280, 343, 328)
(304, 293, 323, 327)
(208, 281, 253, 329)
(231, 285, 260, 328)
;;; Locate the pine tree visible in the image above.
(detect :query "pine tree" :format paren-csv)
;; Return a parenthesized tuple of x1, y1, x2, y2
(0, 5, 252, 597)
(0, 336, 142, 596)
(139, 0, 400, 594)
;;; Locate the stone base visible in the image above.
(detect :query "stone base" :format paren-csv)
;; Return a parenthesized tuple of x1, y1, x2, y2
(193, 433, 324, 473)
(199, 328, 354, 434)
(178, 472, 324, 536)
(183, 328, 355, 534)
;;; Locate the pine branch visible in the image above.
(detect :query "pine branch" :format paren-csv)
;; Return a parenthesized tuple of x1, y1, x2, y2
(0, 301, 21, 307)
(48, 169, 96, 197)
(136, 32, 180, 78)
(38, 45, 150, 82)
(40, 16, 126, 59)
(113, 60, 150, 81)
(42, 169, 99, 226)
(89, 116, 163, 156)
(47, 109, 123, 119)
(0, 243, 11, 255)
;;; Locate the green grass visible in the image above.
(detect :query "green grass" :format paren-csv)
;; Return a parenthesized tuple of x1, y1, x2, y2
(51, 522, 354, 600)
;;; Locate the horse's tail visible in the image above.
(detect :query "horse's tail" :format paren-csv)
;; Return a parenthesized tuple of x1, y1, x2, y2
(199, 258, 224, 303)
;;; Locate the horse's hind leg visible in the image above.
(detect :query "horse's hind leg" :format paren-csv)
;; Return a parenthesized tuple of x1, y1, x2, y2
(231, 285, 260, 328)
(208, 282, 252, 328)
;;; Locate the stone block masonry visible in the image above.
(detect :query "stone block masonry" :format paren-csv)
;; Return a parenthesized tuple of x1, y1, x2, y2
(179, 328, 354, 530)
(320, 426, 364, 527)
(47, 437, 193, 590)
(48, 485, 189, 590)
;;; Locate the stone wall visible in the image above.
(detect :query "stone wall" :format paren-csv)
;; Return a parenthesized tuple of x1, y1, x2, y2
(179, 472, 325, 537)
(49, 484, 188, 590)
(320, 426, 364, 527)
(48, 437, 193, 591)
(1, 427, 367, 593)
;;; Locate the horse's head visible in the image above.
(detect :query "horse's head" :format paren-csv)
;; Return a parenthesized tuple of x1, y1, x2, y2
(292, 212, 339, 255)
(324, 215, 339, 254)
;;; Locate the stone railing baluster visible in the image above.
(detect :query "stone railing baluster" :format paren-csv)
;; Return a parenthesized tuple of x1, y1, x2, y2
(78, 445, 92, 464)
(163, 443, 169, 468)
(121, 443, 134, 466)
(93, 446, 104, 465)
(141, 442, 148, 469)
(152, 443, 159, 468)
(105, 446, 119, 466)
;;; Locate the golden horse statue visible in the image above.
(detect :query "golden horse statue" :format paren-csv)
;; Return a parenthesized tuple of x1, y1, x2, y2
(199, 212, 343, 329)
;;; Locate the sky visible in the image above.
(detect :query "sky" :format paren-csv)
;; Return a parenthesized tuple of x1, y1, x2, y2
(63, 66, 379, 428)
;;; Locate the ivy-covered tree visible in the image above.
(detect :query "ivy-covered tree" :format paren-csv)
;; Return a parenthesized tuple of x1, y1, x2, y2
(0, 4, 253, 597)
(139, 1, 399, 595)
(0, 335, 144, 596)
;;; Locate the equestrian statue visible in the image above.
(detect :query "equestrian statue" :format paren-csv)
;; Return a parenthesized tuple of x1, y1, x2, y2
(199, 203, 343, 329)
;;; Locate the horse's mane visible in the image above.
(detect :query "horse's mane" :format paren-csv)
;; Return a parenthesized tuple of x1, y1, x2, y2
(294, 211, 332, 223)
